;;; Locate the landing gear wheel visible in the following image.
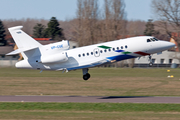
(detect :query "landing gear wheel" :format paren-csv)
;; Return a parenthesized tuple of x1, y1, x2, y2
(83, 73, 90, 80)
(149, 62, 153, 66)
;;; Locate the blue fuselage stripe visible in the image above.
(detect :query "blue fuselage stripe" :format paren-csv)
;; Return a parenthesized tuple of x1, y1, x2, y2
(107, 55, 136, 61)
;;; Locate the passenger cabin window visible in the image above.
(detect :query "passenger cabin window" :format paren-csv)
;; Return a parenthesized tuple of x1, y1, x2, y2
(125, 45, 128, 49)
(113, 48, 115, 51)
(78, 54, 81, 57)
(104, 49, 107, 52)
(91, 52, 93, 55)
(117, 47, 119, 50)
(100, 50, 103, 53)
(109, 49, 111, 51)
(121, 46, 123, 49)
(83, 53, 85, 56)
(87, 53, 89, 56)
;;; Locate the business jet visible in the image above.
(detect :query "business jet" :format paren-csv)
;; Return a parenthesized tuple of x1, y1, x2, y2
(6, 26, 175, 80)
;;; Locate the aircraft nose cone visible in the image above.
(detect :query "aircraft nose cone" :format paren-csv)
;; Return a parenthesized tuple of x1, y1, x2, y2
(161, 41, 176, 50)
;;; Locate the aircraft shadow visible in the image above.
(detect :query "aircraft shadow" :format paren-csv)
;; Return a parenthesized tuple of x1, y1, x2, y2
(100, 96, 151, 99)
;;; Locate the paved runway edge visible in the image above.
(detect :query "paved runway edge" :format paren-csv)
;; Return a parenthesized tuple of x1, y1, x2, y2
(0, 96, 180, 103)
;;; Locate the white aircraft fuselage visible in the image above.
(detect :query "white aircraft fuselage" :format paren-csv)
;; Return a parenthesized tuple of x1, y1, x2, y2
(7, 26, 175, 80)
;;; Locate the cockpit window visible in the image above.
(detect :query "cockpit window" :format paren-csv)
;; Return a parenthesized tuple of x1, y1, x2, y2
(147, 38, 159, 43)
(150, 38, 155, 41)
(147, 39, 151, 42)
(153, 38, 159, 41)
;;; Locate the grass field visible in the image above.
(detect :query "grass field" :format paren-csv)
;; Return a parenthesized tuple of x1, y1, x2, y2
(0, 67, 180, 96)
(1, 103, 180, 120)
(1, 67, 180, 119)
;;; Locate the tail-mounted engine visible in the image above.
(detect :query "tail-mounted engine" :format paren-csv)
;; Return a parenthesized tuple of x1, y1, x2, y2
(49, 40, 70, 51)
(39, 40, 70, 64)
(40, 52, 68, 64)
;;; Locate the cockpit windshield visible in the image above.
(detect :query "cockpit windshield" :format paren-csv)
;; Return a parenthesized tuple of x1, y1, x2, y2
(153, 38, 159, 41)
(147, 37, 159, 42)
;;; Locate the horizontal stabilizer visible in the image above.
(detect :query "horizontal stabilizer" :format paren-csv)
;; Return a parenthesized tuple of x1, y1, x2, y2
(6, 47, 38, 55)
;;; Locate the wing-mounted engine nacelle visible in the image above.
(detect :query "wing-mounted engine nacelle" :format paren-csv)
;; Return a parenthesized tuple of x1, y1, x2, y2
(40, 52, 68, 64)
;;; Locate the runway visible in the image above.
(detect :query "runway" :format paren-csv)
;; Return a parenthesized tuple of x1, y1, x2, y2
(0, 96, 180, 103)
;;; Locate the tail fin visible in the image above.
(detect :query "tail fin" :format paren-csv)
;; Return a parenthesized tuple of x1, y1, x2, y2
(7, 26, 42, 59)
(8, 26, 42, 49)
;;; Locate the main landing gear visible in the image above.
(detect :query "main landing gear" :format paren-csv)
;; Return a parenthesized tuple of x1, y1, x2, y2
(148, 55, 153, 66)
(82, 68, 90, 80)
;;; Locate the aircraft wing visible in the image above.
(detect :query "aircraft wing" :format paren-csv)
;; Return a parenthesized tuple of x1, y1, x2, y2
(65, 58, 110, 71)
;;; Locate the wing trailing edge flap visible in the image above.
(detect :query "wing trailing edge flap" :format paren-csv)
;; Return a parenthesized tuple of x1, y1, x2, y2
(6, 46, 38, 56)
(57, 59, 110, 71)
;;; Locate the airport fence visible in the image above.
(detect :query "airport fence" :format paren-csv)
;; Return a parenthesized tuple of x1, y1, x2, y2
(0, 60, 178, 68)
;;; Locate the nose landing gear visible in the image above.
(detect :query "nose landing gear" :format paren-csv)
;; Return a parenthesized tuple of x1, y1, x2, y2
(148, 55, 153, 66)
(82, 68, 90, 80)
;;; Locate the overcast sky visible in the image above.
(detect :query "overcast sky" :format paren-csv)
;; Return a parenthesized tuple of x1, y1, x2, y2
(0, 0, 152, 21)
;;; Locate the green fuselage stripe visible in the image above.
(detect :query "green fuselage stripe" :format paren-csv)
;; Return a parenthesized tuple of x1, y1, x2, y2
(122, 51, 131, 54)
(98, 45, 111, 49)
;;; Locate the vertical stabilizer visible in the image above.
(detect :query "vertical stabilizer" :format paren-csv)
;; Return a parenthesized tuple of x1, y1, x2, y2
(8, 26, 42, 59)
(8, 26, 42, 49)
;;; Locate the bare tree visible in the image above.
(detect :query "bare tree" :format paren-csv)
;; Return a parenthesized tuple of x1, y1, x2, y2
(73, 0, 99, 46)
(102, 0, 126, 41)
(102, 0, 112, 42)
(126, 20, 146, 36)
(152, 0, 180, 51)
(73, 0, 126, 46)
(111, 0, 126, 39)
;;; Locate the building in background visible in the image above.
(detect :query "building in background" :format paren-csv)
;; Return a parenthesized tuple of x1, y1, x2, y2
(134, 50, 179, 68)
(0, 46, 18, 67)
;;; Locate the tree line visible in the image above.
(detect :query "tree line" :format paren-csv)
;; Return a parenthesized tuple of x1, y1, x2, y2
(32, 17, 65, 40)
(71, 0, 127, 46)
(0, 0, 178, 48)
